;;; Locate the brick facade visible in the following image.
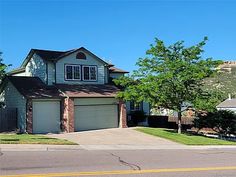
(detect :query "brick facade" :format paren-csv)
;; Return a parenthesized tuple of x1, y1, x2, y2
(26, 99, 33, 133)
(61, 98, 68, 132)
(119, 100, 127, 128)
(68, 98, 75, 132)
(61, 98, 75, 132)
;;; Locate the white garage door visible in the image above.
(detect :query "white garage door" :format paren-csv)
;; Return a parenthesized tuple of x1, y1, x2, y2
(33, 100, 60, 134)
(74, 98, 118, 131)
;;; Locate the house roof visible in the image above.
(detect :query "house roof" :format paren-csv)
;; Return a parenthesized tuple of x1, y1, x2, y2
(20, 47, 109, 68)
(7, 67, 26, 75)
(55, 84, 120, 98)
(8, 47, 128, 75)
(55, 47, 110, 65)
(216, 99, 236, 108)
(20, 49, 71, 67)
(109, 66, 129, 73)
(1, 76, 120, 99)
(33, 49, 68, 61)
(6, 76, 62, 99)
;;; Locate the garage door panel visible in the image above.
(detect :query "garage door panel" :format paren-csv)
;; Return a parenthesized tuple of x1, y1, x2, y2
(75, 104, 118, 131)
(33, 101, 60, 134)
(74, 98, 117, 106)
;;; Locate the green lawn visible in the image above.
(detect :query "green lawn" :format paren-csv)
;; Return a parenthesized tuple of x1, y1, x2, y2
(0, 134, 77, 145)
(136, 127, 236, 145)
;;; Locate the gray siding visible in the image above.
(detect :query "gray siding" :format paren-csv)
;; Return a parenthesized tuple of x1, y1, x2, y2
(143, 102, 150, 115)
(110, 73, 124, 79)
(25, 54, 47, 83)
(104, 67, 109, 84)
(2, 82, 26, 132)
(47, 62, 55, 85)
(56, 51, 106, 84)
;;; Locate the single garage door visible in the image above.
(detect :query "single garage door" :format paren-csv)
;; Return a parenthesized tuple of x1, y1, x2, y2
(33, 100, 60, 133)
(74, 98, 118, 131)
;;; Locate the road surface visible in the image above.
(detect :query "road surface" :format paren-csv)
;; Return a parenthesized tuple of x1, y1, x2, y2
(0, 148, 236, 177)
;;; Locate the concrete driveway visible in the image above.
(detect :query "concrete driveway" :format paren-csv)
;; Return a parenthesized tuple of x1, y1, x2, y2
(47, 128, 185, 150)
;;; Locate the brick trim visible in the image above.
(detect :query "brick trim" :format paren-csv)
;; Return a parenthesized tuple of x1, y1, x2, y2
(119, 100, 127, 128)
(68, 98, 75, 132)
(61, 98, 68, 132)
(26, 99, 33, 133)
(61, 98, 75, 132)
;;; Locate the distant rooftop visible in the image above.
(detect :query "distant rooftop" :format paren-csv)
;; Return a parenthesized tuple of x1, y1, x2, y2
(216, 98, 236, 108)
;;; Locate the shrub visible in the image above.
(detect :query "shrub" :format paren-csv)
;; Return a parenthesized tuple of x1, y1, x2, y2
(128, 110, 146, 125)
(194, 110, 236, 135)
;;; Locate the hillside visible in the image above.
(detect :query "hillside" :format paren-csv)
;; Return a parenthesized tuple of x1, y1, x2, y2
(203, 61, 236, 98)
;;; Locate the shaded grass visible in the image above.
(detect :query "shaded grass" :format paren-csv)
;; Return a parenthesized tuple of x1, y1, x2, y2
(136, 127, 236, 145)
(0, 134, 77, 145)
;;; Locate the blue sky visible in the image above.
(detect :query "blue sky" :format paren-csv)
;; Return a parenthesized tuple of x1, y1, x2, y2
(0, 0, 236, 72)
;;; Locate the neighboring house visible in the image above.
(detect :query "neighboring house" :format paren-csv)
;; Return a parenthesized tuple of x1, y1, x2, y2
(216, 97, 236, 113)
(0, 47, 131, 133)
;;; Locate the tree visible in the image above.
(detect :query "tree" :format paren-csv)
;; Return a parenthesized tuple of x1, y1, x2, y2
(192, 90, 224, 113)
(115, 37, 222, 134)
(0, 52, 9, 81)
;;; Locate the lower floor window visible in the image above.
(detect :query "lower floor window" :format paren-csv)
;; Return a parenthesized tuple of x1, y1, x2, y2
(130, 101, 143, 111)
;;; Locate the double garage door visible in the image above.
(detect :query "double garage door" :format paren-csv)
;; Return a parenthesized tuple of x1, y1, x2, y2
(32, 98, 119, 133)
(74, 98, 119, 131)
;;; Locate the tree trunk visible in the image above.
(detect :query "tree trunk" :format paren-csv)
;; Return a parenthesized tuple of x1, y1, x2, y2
(177, 111, 182, 134)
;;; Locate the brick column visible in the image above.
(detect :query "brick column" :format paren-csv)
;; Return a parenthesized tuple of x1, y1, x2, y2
(61, 97, 75, 132)
(26, 99, 33, 134)
(61, 98, 68, 132)
(119, 100, 127, 128)
(68, 98, 75, 132)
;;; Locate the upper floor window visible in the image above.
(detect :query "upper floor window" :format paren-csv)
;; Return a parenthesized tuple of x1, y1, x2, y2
(83, 66, 97, 81)
(65, 64, 81, 80)
(76, 52, 86, 60)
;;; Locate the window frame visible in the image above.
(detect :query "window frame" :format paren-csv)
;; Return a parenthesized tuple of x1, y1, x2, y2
(130, 101, 143, 111)
(65, 64, 81, 81)
(76, 52, 87, 60)
(82, 65, 97, 81)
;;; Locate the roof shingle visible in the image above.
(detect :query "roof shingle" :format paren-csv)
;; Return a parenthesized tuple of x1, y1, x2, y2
(55, 84, 119, 98)
(7, 76, 62, 99)
(109, 66, 129, 73)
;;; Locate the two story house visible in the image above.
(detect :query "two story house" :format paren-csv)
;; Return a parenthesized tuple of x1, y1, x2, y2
(0, 47, 149, 133)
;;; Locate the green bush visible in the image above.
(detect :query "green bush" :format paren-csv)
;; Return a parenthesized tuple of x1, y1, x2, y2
(128, 110, 146, 125)
(194, 110, 236, 135)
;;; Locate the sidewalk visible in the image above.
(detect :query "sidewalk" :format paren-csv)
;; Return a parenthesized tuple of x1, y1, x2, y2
(1, 144, 236, 151)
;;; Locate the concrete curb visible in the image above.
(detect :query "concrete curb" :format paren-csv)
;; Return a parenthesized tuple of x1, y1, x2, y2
(1, 144, 236, 151)
(79, 145, 236, 150)
(0, 144, 83, 151)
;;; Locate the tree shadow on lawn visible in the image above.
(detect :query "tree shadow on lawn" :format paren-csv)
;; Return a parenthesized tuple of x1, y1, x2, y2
(0, 139, 19, 142)
(31, 137, 57, 140)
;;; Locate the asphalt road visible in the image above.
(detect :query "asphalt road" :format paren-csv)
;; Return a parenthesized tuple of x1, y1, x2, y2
(0, 149, 236, 177)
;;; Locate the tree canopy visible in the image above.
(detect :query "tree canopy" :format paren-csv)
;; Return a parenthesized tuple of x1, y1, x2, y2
(0, 52, 10, 81)
(115, 37, 222, 133)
